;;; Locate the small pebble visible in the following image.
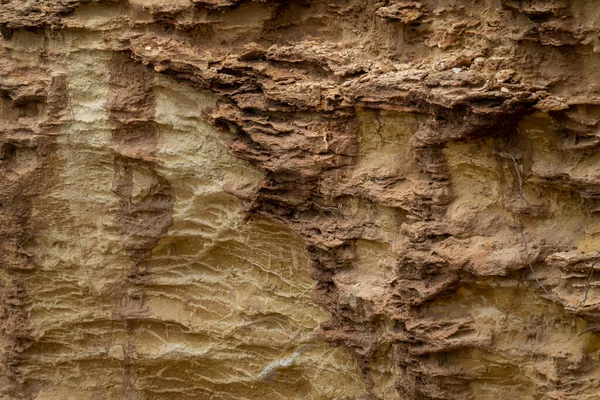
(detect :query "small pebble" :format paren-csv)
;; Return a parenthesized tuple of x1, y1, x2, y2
(501, 87, 510, 93)
(452, 67, 462, 74)
(145, 46, 152, 51)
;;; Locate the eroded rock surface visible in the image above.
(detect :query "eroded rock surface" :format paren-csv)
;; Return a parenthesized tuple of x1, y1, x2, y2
(2, 0, 600, 399)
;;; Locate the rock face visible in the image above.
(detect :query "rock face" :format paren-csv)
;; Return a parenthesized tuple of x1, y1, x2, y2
(2, 0, 600, 399)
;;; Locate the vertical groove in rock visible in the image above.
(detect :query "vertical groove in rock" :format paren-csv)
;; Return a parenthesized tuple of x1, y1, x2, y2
(0, 34, 68, 394)
(107, 52, 175, 397)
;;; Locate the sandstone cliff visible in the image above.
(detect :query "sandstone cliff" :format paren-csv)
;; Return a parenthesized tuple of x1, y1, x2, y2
(2, 0, 600, 399)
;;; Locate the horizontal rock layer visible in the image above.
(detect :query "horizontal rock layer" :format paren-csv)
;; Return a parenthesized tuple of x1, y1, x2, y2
(2, 0, 600, 399)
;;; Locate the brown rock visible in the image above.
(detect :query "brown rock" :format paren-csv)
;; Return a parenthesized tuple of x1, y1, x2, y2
(2, 1, 600, 399)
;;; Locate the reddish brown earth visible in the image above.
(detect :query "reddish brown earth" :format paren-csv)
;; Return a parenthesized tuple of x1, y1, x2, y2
(2, 1, 600, 399)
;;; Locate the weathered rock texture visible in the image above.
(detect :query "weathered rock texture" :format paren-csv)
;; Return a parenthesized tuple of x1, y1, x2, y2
(2, 0, 600, 399)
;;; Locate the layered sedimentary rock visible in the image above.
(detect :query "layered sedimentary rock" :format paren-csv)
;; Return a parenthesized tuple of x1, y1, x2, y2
(2, 0, 600, 399)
